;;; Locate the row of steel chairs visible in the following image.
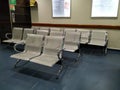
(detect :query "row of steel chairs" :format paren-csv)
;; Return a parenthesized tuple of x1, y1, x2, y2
(10, 34, 80, 78)
(36, 27, 108, 54)
(3, 27, 89, 45)
(7, 27, 108, 78)
(3, 27, 81, 52)
(3, 28, 34, 44)
(3, 27, 108, 54)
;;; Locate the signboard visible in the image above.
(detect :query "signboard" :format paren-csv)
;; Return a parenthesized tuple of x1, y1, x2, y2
(30, 0, 36, 6)
(10, 4, 15, 11)
(9, 0, 16, 5)
(91, 0, 119, 17)
(52, 0, 71, 17)
(9, 0, 16, 11)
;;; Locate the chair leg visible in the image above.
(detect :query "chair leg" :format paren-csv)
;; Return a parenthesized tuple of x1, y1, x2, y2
(14, 59, 21, 68)
(74, 53, 81, 64)
(103, 45, 107, 55)
(14, 59, 30, 68)
(104, 41, 108, 55)
(105, 46, 107, 55)
(56, 59, 64, 79)
(56, 65, 63, 79)
(77, 53, 81, 61)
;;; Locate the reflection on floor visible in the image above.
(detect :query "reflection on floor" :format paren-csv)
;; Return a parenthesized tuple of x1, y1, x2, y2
(0, 44, 120, 90)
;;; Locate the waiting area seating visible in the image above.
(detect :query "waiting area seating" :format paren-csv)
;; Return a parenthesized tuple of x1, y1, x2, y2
(11, 34, 64, 78)
(8, 26, 109, 79)
(3, 27, 34, 44)
(11, 34, 44, 67)
(36, 29, 50, 36)
(32, 26, 40, 30)
(3, 26, 108, 54)
(50, 29, 65, 36)
(3, 27, 23, 44)
(64, 28, 76, 32)
(64, 32, 81, 52)
(39, 27, 50, 30)
(62, 31, 81, 63)
(88, 30, 108, 54)
(30, 36, 64, 67)
(76, 29, 90, 44)
(21, 28, 34, 43)
(3, 27, 35, 52)
(50, 27, 63, 32)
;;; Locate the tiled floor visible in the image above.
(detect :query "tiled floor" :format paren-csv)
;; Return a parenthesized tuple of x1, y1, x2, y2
(0, 44, 120, 90)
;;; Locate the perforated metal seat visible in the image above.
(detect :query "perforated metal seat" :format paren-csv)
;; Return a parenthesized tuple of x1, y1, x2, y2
(11, 34, 44, 67)
(77, 29, 90, 44)
(88, 30, 108, 54)
(3, 27, 23, 43)
(31, 36, 64, 67)
(36, 29, 49, 36)
(64, 32, 81, 52)
(21, 28, 34, 43)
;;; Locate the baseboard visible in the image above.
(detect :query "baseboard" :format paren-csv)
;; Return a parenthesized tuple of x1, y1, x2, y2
(107, 47, 120, 51)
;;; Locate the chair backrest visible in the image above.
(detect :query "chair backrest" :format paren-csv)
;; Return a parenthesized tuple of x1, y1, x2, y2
(43, 36, 64, 55)
(32, 26, 40, 30)
(25, 34, 44, 53)
(50, 30, 65, 36)
(64, 28, 76, 32)
(91, 30, 107, 40)
(36, 29, 49, 36)
(65, 32, 81, 45)
(40, 27, 50, 30)
(50, 27, 63, 32)
(22, 28, 34, 40)
(12, 27, 23, 40)
(77, 29, 90, 44)
(64, 32, 81, 51)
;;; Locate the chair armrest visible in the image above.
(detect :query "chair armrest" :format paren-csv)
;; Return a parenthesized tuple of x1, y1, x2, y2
(14, 42, 25, 52)
(57, 49, 63, 60)
(105, 33, 108, 46)
(5, 33, 12, 39)
(106, 37, 108, 42)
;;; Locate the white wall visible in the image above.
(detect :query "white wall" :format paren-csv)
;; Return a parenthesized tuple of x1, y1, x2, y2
(31, 0, 120, 50)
